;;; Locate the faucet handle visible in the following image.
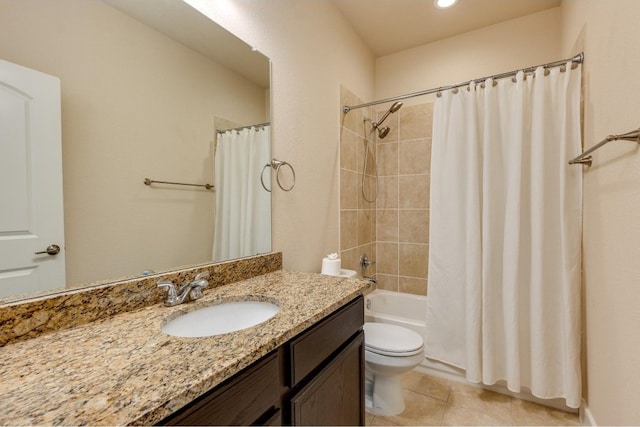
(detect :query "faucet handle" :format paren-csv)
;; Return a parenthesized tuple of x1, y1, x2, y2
(194, 272, 209, 282)
(158, 280, 177, 305)
(188, 272, 209, 301)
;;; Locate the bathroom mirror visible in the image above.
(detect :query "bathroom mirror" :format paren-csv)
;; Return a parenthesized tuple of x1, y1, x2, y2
(0, 0, 271, 302)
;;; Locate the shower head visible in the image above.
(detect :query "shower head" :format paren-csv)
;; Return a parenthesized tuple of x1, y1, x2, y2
(389, 101, 403, 113)
(364, 101, 403, 139)
(375, 101, 403, 128)
(377, 126, 390, 139)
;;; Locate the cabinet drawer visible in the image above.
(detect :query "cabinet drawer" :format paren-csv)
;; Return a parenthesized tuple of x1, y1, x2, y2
(159, 351, 280, 426)
(287, 295, 363, 387)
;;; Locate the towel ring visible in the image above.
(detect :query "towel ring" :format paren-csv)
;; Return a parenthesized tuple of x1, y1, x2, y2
(260, 158, 296, 192)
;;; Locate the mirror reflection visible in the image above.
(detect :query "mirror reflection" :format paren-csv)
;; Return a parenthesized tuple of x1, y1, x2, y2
(0, 0, 271, 301)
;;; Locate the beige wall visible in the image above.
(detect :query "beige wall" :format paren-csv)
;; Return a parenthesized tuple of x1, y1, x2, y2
(561, 1, 640, 424)
(0, 0, 267, 286)
(186, 0, 376, 273)
(376, 7, 561, 102)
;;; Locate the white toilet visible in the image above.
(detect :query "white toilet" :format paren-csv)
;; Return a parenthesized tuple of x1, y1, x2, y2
(364, 322, 424, 415)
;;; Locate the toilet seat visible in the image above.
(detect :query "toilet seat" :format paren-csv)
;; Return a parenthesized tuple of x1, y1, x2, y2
(364, 322, 424, 357)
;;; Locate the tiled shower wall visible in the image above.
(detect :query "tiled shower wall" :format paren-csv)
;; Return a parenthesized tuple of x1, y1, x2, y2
(340, 86, 433, 296)
(340, 87, 377, 278)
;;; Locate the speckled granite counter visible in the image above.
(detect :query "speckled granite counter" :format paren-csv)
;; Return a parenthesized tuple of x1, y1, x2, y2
(0, 270, 369, 426)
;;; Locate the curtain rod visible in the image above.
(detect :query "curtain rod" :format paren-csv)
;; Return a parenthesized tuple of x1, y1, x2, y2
(216, 122, 270, 134)
(343, 52, 584, 113)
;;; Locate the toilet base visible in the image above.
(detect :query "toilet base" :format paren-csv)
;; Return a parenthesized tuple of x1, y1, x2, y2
(365, 374, 405, 416)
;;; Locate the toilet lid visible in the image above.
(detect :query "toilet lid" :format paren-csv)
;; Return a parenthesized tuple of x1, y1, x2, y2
(364, 322, 424, 356)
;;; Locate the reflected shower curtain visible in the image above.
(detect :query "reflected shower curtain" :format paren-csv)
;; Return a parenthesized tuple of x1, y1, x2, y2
(426, 65, 582, 407)
(212, 126, 271, 261)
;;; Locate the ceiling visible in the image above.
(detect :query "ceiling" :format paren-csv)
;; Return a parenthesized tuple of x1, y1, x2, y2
(103, 0, 270, 88)
(332, 0, 561, 57)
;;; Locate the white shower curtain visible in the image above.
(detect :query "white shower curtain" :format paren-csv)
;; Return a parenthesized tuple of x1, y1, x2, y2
(212, 126, 271, 261)
(426, 65, 583, 408)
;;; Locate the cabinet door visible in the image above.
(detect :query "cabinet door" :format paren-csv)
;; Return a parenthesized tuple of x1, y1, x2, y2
(289, 331, 364, 426)
(158, 352, 280, 426)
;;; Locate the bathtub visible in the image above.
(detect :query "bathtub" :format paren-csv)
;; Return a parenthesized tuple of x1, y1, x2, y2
(364, 289, 465, 380)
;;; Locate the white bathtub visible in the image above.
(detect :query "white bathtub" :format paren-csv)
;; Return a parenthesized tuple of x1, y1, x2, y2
(364, 289, 465, 379)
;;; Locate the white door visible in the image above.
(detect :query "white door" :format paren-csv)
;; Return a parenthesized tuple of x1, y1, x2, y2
(0, 59, 65, 298)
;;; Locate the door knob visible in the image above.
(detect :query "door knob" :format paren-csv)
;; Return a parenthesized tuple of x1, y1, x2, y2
(35, 244, 61, 255)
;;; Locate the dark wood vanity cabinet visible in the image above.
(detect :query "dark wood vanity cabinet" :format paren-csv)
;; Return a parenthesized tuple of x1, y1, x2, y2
(158, 295, 364, 426)
(289, 331, 364, 425)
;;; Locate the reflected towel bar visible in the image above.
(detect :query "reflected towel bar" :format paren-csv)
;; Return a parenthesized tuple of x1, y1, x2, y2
(144, 178, 214, 190)
(569, 128, 640, 167)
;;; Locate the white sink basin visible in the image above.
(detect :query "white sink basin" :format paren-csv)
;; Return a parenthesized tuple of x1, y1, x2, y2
(161, 300, 280, 338)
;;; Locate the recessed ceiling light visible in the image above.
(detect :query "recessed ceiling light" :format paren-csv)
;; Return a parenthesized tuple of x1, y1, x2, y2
(434, 0, 458, 8)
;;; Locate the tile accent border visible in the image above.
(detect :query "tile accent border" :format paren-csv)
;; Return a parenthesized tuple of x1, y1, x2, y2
(0, 253, 282, 346)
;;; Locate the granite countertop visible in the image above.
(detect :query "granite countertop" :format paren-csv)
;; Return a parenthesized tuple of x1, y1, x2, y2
(0, 270, 369, 426)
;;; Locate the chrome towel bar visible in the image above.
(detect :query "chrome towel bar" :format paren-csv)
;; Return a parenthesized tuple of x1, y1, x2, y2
(144, 178, 214, 190)
(569, 128, 640, 167)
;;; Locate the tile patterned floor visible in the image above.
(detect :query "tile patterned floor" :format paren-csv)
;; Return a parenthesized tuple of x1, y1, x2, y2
(365, 371, 580, 426)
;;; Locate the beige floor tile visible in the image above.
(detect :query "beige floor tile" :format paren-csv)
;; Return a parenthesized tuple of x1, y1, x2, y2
(372, 389, 446, 426)
(365, 411, 376, 426)
(401, 371, 451, 401)
(448, 381, 513, 409)
(441, 403, 512, 426)
(511, 399, 580, 426)
(445, 382, 513, 424)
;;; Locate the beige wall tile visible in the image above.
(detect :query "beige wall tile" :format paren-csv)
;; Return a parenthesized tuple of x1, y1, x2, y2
(399, 103, 433, 141)
(340, 210, 358, 250)
(359, 175, 378, 208)
(340, 129, 359, 172)
(399, 175, 429, 209)
(399, 138, 431, 175)
(399, 276, 428, 295)
(362, 140, 377, 176)
(377, 242, 398, 275)
(358, 175, 382, 209)
(340, 169, 358, 210)
(377, 142, 398, 176)
(340, 247, 360, 273)
(376, 273, 398, 292)
(399, 243, 429, 278)
(377, 209, 398, 242)
(376, 176, 399, 209)
(399, 209, 429, 244)
(358, 209, 375, 246)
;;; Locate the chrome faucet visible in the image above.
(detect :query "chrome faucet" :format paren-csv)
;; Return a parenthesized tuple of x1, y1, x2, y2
(158, 272, 209, 306)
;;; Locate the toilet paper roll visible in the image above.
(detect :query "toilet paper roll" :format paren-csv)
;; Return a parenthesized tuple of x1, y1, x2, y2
(321, 258, 341, 276)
